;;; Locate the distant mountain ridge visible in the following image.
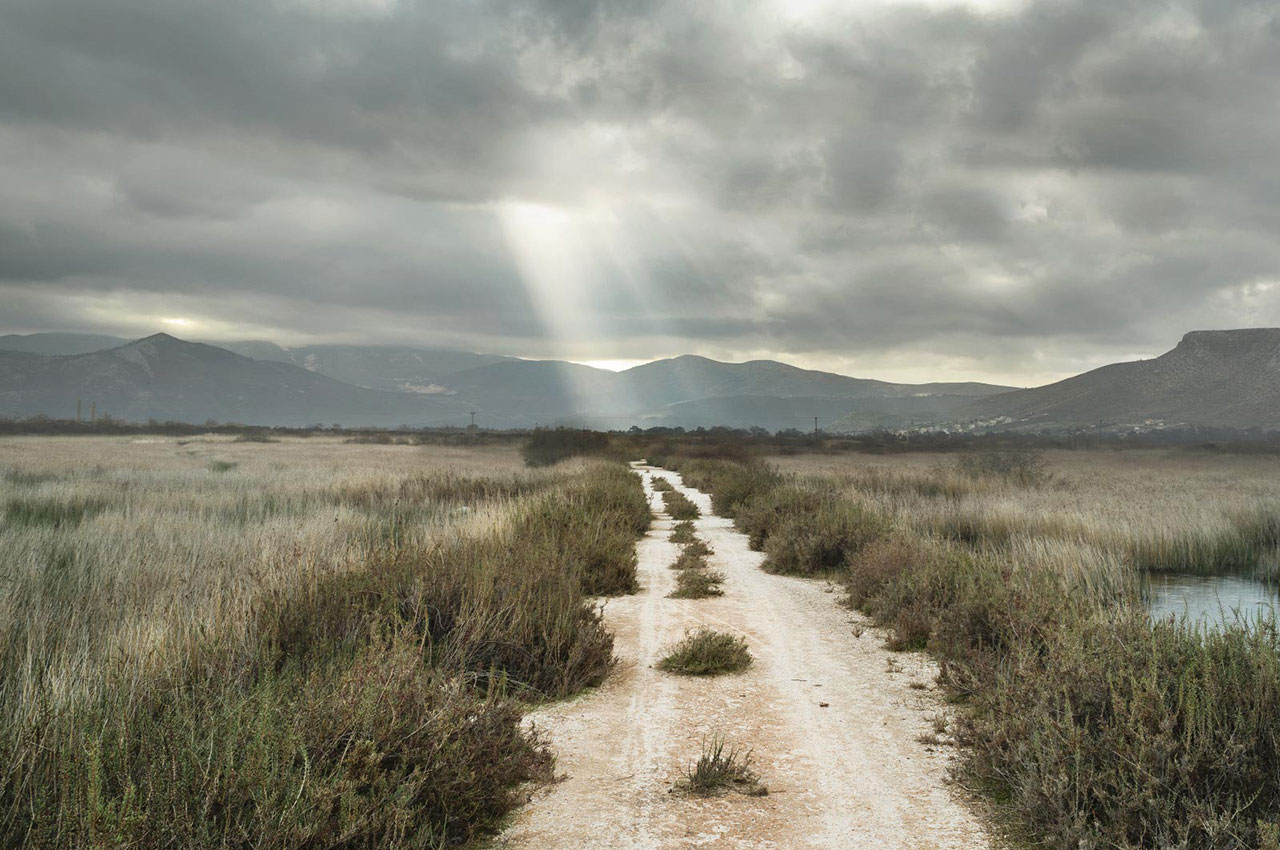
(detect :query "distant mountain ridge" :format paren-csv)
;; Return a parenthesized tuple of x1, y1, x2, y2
(0, 332, 1014, 428)
(0, 334, 471, 427)
(950, 328, 1280, 431)
(17, 329, 1280, 432)
(211, 341, 518, 393)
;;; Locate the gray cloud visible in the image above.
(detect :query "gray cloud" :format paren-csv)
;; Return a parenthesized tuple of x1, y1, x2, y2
(2, 0, 1279, 385)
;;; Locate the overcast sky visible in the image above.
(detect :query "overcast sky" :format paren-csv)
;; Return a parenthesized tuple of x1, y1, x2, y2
(1, 0, 1278, 385)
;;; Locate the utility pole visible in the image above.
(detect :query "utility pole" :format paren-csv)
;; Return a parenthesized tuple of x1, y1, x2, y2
(814, 416, 819, 437)
(469, 411, 477, 428)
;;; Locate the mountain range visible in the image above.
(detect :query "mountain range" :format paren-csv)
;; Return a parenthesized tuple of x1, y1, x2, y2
(1, 329, 1278, 432)
(947, 329, 1280, 432)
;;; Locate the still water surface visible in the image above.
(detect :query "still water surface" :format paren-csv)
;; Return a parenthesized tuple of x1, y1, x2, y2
(1145, 572, 1277, 628)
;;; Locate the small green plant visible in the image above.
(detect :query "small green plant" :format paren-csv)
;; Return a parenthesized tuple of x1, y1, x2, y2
(209, 460, 238, 473)
(671, 549, 708, 571)
(650, 477, 675, 493)
(676, 735, 766, 797)
(682, 539, 712, 558)
(658, 629, 752, 675)
(669, 569, 725, 599)
(669, 521, 696, 544)
(662, 489, 700, 520)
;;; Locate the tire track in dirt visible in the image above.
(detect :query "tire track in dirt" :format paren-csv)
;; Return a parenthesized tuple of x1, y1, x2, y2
(494, 465, 990, 849)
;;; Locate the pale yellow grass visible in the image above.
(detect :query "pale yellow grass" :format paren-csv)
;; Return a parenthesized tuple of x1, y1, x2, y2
(0, 437, 542, 719)
(770, 449, 1280, 587)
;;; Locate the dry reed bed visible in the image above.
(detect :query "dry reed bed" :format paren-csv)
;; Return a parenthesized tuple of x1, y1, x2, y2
(670, 450, 1280, 849)
(774, 449, 1280, 579)
(0, 437, 650, 848)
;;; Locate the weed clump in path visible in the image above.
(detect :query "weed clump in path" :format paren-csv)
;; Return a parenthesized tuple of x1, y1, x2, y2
(669, 568, 725, 599)
(650, 476, 675, 493)
(658, 629, 752, 675)
(670, 548, 709, 571)
(662, 489, 700, 520)
(682, 539, 712, 558)
(675, 735, 767, 797)
(669, 521, 696, 544)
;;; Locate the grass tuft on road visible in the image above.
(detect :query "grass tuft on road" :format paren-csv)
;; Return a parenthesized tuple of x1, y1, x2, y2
(669, 568, 725, 599)
(669, 520, 696, 544)
(662, 490, 700, 520)
(658, 629, 752, 675)
(671, 549, 709, 571)
(675, 735, 766, 797)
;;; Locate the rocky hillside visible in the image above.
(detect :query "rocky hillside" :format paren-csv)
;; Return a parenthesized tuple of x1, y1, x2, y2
(956, 329, 1280, 430)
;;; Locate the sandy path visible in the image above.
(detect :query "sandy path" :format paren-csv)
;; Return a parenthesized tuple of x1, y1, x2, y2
(494, 465, 990, 849)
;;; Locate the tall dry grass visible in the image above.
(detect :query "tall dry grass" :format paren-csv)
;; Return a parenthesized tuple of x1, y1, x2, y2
(670, 449, 1280, 848)
(775, 449, 1280, 579)
(0, 436, 650, 847)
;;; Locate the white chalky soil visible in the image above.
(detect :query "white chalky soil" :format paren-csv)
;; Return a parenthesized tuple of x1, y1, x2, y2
(495, 464, 991, 849)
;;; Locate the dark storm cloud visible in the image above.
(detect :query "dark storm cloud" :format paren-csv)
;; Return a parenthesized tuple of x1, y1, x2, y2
(1, 0, 1279, 382)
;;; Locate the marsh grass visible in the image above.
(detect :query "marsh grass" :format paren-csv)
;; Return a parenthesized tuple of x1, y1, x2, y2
(734, 484, 891, 576)
(676, 735, 766, 797)
(662, 489, 700, 520)
(3, 494, 108, 528)
(0, 437, 649, 848)
(658, 629, 752, 675)
(954, 449, 1051, 487)
(671, 458, 779, 517)
(669, 568, 725, 599)
(650, 476, 674, 493)
(682, 449, 1280, 848)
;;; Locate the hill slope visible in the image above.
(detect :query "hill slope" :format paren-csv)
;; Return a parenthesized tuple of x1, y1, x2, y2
(957, 329, 1280, 430)
(213, 342, 516, 392)
(0, 334, 473, 427)
(612, 355, 1010, 410)
(0, 332, 1017, 430)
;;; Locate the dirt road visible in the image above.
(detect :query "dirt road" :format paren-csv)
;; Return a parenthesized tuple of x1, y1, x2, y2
(495, 465, 990, 849)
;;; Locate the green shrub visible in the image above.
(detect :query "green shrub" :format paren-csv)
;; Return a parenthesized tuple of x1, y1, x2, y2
(658, 629, 752, 676)
(760, 497, 891, 576)
(669, 569, 725, 599)
(682, 539, 712, 558)
(649, 476, 674, 493)
(662, 490, 700, 520)
(734, 484, 832, 551)
(669, 521, 696, 544)
(521, 428, 614, 467)
(671, 549, 709, 571)
(671, 459, 779, 518)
